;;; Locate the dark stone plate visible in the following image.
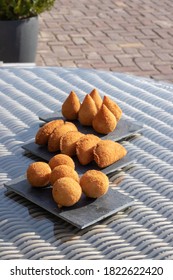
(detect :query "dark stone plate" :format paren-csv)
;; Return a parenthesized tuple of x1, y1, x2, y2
(39, 112, 143, 142)
(4, 176, 134, 229)
(22, 141, 135, 176)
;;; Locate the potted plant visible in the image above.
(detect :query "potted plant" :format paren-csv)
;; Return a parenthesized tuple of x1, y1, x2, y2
(0, 0, 55, 63)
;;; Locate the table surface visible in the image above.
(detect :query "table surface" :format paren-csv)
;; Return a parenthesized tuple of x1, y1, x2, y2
(1, 66, 173, 260)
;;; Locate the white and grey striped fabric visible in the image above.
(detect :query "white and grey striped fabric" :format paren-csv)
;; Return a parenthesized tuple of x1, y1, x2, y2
(1, 67, 173, 259)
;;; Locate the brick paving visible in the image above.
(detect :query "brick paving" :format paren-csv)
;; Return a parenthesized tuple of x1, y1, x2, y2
(36, 0, 173, 83)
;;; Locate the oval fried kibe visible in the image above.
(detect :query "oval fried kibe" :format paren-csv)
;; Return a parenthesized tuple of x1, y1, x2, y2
(76, 134, 100, 165)
(93, 140, 127, 168)
(80, 170, 109, 198)
(49, 154, 75, 170)
(48, 122, 78, 152)
(52, 177, 82, 208)
(103, 95, 122, 121)
(60, 131, 84, 156)
(92, 104, 117, 134)
(89, 88, 102, 111)
(35, 119, 64, 145)
(78, 94, 97, 126)
(62, 91, 80, 120)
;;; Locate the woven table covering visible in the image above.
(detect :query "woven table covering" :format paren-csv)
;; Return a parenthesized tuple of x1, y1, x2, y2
(0, 66, 173, 260)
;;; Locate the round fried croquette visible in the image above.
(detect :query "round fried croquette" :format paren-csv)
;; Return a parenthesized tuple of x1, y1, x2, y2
(103, 96, 122, 121)
(48, 122, 78, 152)
(35, 119, 64, 145)
(52, 177, 82, 207)
(26, 162, 51, 187)
(62, 91, 81, 120)
(76, 134, 100, 165)
(60, 131, 84, 156)
(89, 88, 102, 111)
(49, 154, 75, 170)
(78, 94, 97, 126)
(80, 170, 109, 198)
(92, 104, 117, 134)
(93, 140, 127, 168)
(50, 164, 79, 186)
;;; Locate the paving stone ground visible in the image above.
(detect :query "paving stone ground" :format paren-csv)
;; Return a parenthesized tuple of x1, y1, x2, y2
(36, 0, 173, 83)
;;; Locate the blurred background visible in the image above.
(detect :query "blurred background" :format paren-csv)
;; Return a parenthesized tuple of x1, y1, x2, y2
(37, 0, 173, 83)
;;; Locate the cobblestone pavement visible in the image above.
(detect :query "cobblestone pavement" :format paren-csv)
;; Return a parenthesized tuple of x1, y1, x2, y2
(37, 0, 173, 83)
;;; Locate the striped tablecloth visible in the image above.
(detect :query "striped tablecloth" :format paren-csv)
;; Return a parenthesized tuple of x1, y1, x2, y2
(0, 67, 173, 259)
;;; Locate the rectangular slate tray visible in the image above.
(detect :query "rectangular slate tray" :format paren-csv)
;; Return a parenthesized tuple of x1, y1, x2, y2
(4, 176, 134, 229)
(22, 141, 135, 176)
(39, 112, 143, 141)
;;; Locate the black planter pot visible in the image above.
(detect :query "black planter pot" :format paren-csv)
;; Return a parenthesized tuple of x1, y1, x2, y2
(0, 16, 38, 63)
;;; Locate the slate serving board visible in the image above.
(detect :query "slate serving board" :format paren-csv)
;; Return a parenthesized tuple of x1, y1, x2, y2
(4, 176, 134, 229)
(22, 141, 135, 176)
(39, 112, 143, 141)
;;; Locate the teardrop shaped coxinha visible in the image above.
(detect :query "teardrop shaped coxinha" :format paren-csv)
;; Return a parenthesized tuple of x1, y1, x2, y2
(92, 104, 117, 134)
(103, 95, 122, 121)
(78, 94, 97, 126)
(89, 88, 102, 111)
(62, 91, 80, 120)
(61, 89, 122, 135)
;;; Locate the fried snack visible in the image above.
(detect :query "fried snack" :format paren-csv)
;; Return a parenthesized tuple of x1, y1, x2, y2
(48, 122, 78, 152)
(78, 94, 97, 126)
(60, 131, 84, 156)
(26, 162, 51, 187)
(50, 164, 79, 185)
(76, 134, 100, 165)
(103, 95, 122, 121)
(93, 140, 127, 168)
(62, 91, 81, 120)
(92, 104, 117, 134)
(35, 120, 64, 146)
(49, 154, 75, 170)
(80, 170, 109, 198)
(52, 177, 82, 208)
(89, 88, 102, 111)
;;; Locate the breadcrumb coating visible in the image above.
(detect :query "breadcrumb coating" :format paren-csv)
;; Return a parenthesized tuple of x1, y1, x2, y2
(103, 95, 122, 121)
(52, 177, 82, 207)
(78, 94, 97, 126)
(50, 164, 79, 185)
(92, 104, 117, 134)
(93, 140, 127, 168)
(35, 120, 64, 145)
(62, 91, 80, 120)
(48, 122, 78, 152)
(76, 134, 100, 165)
(49, 154, 75, 170)
(60, 131, 84, 156)
(80, 170, 109, 198)
(27, 162, 51, 187)
(89, 88, 102, 111)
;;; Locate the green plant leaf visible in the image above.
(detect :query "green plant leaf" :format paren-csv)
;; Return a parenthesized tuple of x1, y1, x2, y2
(0, 0, 55, 20)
